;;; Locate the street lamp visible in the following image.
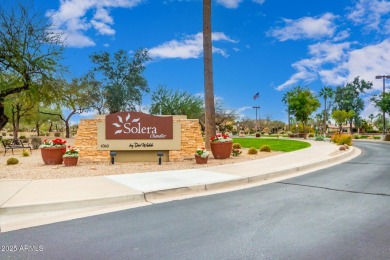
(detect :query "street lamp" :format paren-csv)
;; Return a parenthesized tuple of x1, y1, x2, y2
(375, 75, 390, 136)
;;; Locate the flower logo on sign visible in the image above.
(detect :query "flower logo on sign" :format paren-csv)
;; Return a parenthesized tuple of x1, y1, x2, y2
(112, 113, 140, 135)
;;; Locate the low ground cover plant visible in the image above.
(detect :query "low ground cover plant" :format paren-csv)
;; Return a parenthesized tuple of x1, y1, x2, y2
(7, 158, 19, 165)
(315, 136, 325, 141)
(22, 149, 30, 157)
(232, 143, 242, 149)
(247, 147, 258, 154)
(259, 145, 271, 152)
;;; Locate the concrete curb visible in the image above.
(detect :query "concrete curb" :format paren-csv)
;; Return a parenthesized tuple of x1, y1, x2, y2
(143, 147, 358, 200)
(0, 193, 146, 215)
(0, 145, 358, 232)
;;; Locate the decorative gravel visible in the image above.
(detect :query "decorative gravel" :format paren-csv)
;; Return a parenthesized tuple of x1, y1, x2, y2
(0, 138, 281, 180)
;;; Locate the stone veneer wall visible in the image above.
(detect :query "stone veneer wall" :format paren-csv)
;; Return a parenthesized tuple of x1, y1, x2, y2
(75, 116, 204, 163)
(75, 118, 110, 163)
(169, 118, 204, 161)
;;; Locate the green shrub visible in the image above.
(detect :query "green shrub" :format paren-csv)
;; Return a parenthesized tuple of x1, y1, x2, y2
(7, 157, 19, 165)
(22, 149, 30, 157)
(232, 143, 242, 149)
(247, 147, 258, 155)
(353, 134, 360, 139)
(331, 133, 353, 146)
(259, 145, 271, 152)
(54, 132, 61, 137)
(308, 133, 314, 138)
(19, 135, 26, 139)
(31, 137, 42, 149)
(315, 136, 325, 141)
(373, 136, 381, 140)
(1, 132, 6, 136)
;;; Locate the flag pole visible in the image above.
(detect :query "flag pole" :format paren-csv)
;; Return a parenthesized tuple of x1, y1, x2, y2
(253, 106, 260, 131)
(253, 92, 260, 131)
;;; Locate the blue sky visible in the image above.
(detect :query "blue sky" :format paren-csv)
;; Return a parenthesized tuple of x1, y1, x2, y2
(33, 0, 390, 124)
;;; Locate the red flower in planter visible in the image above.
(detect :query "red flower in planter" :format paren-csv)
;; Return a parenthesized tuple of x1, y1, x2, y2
(39, 138, 67, 148)
(210, 133, 232, 143)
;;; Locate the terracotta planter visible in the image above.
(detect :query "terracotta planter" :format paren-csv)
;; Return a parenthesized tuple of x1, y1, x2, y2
(63, 157, 78, 167)
(210, 141, 232, 159)
(195, 155, 208, 164)
(40, 147, 66, 165)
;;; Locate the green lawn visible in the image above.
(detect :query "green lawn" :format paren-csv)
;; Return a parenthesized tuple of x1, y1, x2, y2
(232, 138, 311, 152)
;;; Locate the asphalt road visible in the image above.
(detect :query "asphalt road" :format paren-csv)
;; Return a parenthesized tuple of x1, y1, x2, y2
(1, 141, 389, 260)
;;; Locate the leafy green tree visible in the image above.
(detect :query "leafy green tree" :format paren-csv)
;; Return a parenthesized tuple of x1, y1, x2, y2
(90, 49, 150, 113)
(84, 73, 107, 115)
(282, 90, 293, 130)
(313, 113, 324, 134)
(39, 78, 92, 138)
(150, 85, 203, 119)
(239, 117, 256, 133)
(332, 110, 355, 133)
(270, 120, 285, 133)
(199, 100, 237, 133)
(371, 92, 390, 116)
(368, 113, 375, 124)
(360, 119, 372, 133)
(373, 113, 390, 132)
(288, 86, 321, 139)
(319, 87, 334, 135)
(333, 77, 372, 133)
(0, 2, 64, 130)
(4, 90, 36, 139)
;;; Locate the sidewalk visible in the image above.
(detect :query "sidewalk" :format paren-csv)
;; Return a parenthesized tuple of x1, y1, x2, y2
(0, 140, 360, 232)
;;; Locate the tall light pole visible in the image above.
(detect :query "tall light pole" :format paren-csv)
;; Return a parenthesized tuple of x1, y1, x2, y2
(253, 106, 260, 131)
(375, 75, 390, 136)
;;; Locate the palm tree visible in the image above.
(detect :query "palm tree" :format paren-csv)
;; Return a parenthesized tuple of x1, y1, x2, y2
(368, 113, 375, 124)
(203, 0, 216, 149)
(319, 87, 334, 136)
(282, 91, 293, 131)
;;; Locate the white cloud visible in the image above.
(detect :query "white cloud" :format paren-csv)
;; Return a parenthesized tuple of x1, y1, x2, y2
(216, 0, 243, 9)
(276, 62, 316, 91)
(236, 106, 252, 120)
(91, 7, 115, 35)
(276, 40, 390, 91)
(149, 32, 238, 59)
(345, 40, 390, 91)
(276, 42, 350, 90)
(347, 0, 390, 33)
(46, 0, 144, 48)
(268, 13, 337, 41)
